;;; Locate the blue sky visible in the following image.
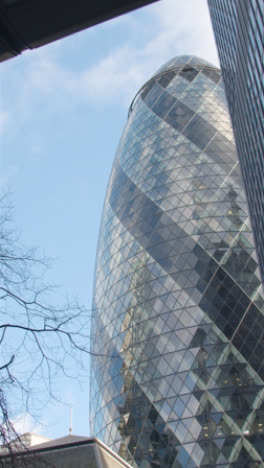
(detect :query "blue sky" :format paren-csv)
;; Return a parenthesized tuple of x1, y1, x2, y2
(0, 0, 219, 440)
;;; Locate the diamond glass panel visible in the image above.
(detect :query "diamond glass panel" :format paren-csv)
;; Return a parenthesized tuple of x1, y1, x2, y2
(91, 55, 264, 467)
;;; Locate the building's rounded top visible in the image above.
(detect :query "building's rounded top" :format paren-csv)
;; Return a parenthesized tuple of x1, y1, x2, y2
(155, 55, 217, 75)
(128, 55, 220, 116)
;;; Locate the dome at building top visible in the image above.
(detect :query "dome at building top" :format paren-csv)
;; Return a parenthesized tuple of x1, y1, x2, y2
(129, 55, 220, 115)
(154, 54, 218, 76)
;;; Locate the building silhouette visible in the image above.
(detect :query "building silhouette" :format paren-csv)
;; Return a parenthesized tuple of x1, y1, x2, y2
(0, 0, 157, 62)
(91, 56, 264, 467)
(208, 0, 264, 286)
(1, 433, 133, 467)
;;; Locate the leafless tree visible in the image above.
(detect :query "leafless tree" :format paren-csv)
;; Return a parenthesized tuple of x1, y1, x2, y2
(0, 193, 91, 466)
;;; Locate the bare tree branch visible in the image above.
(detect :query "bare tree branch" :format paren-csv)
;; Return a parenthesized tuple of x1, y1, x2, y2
(0, 193, 96, 465)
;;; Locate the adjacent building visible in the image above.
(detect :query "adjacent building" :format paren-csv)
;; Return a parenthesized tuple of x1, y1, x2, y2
(91, 56, 264, 467)
(208, 0, 264, 285)
(0, 433, 133, 468)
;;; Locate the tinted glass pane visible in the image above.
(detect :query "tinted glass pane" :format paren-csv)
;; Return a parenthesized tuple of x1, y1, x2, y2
(165, 100, 195, 131)
(180, 67, 199, 82)
(152, 90, 176, 118)
(158, 70, 177, 88)
(183, 113, 217, 149)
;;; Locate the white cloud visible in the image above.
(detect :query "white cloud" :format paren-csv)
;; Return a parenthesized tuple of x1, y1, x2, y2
(0, 164, 19, 191)
(2, 0, 220, 118)
(78, 0, 219, 101)
(0, 111, 9, 134)
(79, 46, 146, 105)
(87, 0, 217, 101)
(12, 413, 43, 435)
(144, 2, 216, 59)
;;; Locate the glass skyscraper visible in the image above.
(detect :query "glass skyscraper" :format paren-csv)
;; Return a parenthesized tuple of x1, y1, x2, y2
(90, 56, 264, 467)
(208, 0, 264, 286)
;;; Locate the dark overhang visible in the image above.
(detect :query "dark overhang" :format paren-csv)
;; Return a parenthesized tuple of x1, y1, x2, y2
(0, 0, 158, 62)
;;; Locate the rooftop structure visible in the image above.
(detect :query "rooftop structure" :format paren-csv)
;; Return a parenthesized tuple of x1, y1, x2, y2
(0, 433, 133, 467)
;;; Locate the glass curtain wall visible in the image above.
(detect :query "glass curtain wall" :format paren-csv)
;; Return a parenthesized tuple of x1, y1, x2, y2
(91, 56, 264, 468)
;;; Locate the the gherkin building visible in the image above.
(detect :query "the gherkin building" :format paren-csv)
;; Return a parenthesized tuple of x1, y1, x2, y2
(90, 56, 264, 467)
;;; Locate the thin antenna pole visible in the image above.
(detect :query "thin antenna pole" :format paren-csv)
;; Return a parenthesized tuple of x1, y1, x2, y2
(69, 407, 73, 434)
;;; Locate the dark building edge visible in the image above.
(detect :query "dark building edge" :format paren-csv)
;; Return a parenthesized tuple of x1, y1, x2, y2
(208, 0, 264, 286)
(0, 0, 158, 62)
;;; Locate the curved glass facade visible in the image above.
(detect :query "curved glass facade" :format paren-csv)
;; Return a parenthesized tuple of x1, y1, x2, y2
(91, 56, 264, 467)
